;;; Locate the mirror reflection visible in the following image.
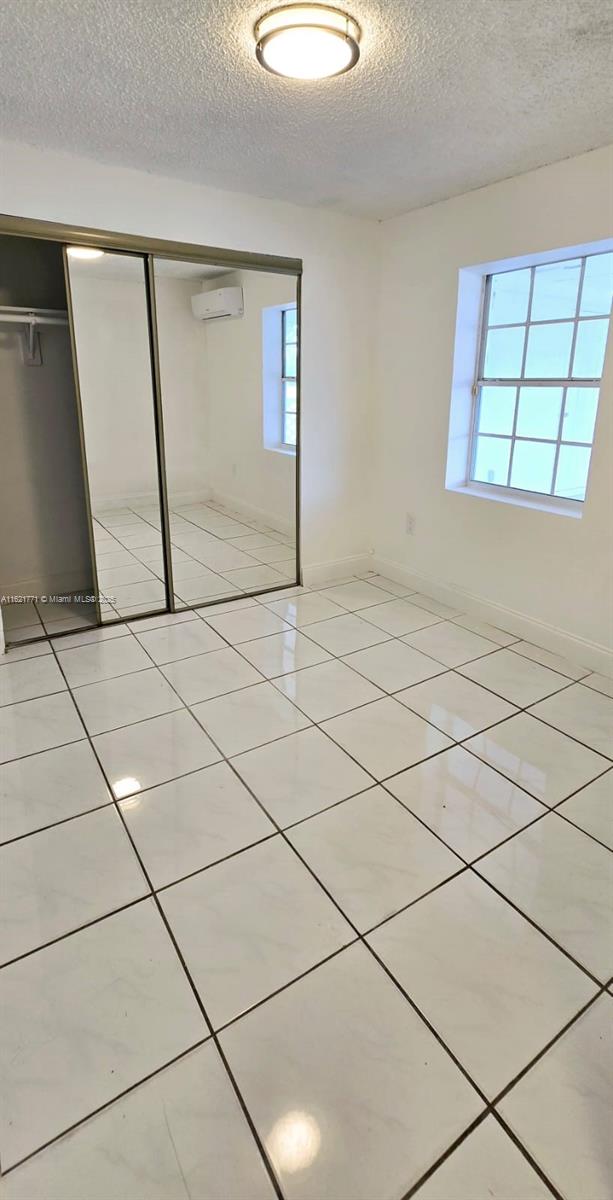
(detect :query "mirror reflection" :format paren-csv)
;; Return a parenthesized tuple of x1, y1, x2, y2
(152, 258, 298, 608)
(66, 251, 168, 621)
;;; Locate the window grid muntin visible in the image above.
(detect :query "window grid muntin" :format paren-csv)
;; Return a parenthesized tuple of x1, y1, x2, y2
(469, 252, 610, 501)
(281, 305, 297, 447)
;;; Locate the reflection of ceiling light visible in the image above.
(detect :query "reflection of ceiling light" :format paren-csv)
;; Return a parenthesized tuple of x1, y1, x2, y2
(255, 5, 361, 80)
(114, 777, 142, 801)
(67, 246, 105, 260)
(267, 1110, 321, 1174)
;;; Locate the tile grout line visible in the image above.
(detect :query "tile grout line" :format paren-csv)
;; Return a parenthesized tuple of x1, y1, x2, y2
(26, 635, 287, 1200)
(1, 576, 610, 1191)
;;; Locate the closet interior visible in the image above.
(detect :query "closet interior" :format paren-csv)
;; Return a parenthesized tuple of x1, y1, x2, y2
(0, 220, 301, 647)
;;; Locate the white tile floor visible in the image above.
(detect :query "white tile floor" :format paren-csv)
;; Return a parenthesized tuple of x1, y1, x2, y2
(0, 498, 296, 641)
(0, 573, 611, 1198)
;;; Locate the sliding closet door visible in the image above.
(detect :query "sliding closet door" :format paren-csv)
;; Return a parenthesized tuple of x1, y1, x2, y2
(150, 256, 299, 609)
(65, 251, 170, 622)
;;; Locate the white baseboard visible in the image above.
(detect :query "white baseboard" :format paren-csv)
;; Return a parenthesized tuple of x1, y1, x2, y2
(372, 554, 613, 676)
(302, 554, 373, 587)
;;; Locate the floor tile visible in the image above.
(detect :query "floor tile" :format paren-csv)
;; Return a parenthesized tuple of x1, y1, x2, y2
(94, 709, 222, 799)
(359, 599, 441, 636)
(57, 637, 151, 687)
(289, 787, 461, 930)
(0, 1042, 275, 1200)
(161, 647, 262, 705)
(409, 593, 463, 618)
(500, 996, 613, 1200)
(232, 727, 372, 826)
(222, 565, 286, 590)
(0, 740, 111, 844)
(135, 620, 226, 664)
(322, 697, 452, 779)
(237, 629, 330, 678)
(0, 899, 207, 1168)
(174, 572, 236, 603)
(557, 770, 613, 849)
(127, 610, 197, 633)
(358, 574, 415, 597)
(320, 579, 396, 611)
(403, 622, 500, 668)
(303, 613, 391, 656)
(264, 593, 346, 627)
(458, 649, 569, 706)
(478, 813, 613, 979)
(0, 641, 51, 665)
(369, 870, 593, 1097)
(161, 837, 353, 1028)
(193, 682, 310, 756)
(465, 712, 609, 804)
(220, 943, 481, 1200)
(0, 656, 66, 707)
(342, 640, 445, 692)
(0, 693, 83, 764)
(451, 613, 518, 646)
(510, 640, 590, 680)
(397, 672, 517, 740)
(273, 659, 384, 721)
(204, 607, 292, 644)
(109, 580, 166, 610)
(0, 807, 148, 963)
(72, 667, 182, 735)
(120, 762, 274, 888)
(97, 562, 157, 589)
(51, 625, 131, 653)
(529, 684, 613, 758)
(583, 672, 613, 699)
(387, 747, 544, 862)
(413, 1114, 552, 1199)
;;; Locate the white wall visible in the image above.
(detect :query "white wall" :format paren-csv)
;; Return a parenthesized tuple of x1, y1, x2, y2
(202, 268, 296, 529)
(374, 146, 613, 663)
(0, 139, 377, 576)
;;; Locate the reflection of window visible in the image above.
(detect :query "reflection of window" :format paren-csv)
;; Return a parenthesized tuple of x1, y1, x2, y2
(470, 251, 612, 502)
(282, 306, 297, 447)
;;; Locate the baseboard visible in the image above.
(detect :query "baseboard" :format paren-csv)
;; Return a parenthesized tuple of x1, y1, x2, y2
(371, 555, 613, 676)
(209, 489, 294, 538)
(302, 554, 373, 587)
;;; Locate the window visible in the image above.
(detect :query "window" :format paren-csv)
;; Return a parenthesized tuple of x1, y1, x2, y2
(469, 251, 612, 502)
(281, 305, 298, 447)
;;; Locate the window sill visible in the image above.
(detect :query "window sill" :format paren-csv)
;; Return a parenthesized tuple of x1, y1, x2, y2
(448, 481, 583, 518)
(265, 444, 296, 457)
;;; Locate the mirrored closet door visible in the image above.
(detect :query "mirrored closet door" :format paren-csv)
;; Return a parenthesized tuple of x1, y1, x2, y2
(151, 256, 298, 608)
(65, 250, 170, 623)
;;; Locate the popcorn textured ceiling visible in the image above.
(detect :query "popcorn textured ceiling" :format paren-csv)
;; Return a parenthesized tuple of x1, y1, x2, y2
(0, 0, 611, 219)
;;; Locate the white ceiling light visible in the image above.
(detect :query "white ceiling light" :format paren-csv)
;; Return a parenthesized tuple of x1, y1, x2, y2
(67, 246, 105, 259)
(255, 5, 361, 80)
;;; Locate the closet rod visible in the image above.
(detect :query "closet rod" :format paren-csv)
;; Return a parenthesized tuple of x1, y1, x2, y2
(0, 305, 68, 325)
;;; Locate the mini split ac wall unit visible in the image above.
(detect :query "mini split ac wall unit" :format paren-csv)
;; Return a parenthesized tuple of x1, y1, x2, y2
(191, 286, 244, 321)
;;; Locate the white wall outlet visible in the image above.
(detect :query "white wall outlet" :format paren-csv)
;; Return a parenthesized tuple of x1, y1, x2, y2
(405, 512, 415, 535)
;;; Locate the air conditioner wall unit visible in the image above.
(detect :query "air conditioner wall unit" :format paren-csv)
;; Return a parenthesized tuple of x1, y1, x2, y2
(191, 286, 244, 321)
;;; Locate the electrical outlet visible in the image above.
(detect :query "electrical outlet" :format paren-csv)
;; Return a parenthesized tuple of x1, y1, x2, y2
(405, 512, 415, 535)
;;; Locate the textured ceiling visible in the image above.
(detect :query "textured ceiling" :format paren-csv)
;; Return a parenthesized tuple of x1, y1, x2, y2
(0, 0, 611, 219)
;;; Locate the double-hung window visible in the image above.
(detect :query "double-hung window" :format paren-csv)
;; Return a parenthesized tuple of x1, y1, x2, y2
(281, 306, 298, 447)
(470, 251, 612, 502)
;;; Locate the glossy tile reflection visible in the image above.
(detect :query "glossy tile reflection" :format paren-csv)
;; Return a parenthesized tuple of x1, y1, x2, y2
(0, 576, 610, 1199)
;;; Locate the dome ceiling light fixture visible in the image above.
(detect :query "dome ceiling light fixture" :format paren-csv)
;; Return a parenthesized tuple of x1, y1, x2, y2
(255, 4, 361, 81)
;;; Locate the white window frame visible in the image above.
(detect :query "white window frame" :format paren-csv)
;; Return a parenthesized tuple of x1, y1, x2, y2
(445, 238, 613, 518)
(262, 301, 297, 457)
(281, 305, 297, 449)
